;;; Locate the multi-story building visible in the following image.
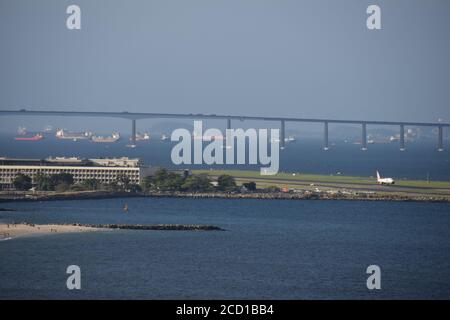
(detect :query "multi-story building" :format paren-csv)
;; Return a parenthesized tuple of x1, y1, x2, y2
(0, 157, 155, 189)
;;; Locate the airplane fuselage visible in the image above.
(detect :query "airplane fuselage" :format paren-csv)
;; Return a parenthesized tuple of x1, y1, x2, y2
(377, 178, 395, 185)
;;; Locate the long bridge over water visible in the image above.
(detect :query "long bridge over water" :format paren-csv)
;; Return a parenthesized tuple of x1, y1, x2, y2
(0, 109, 448, 151)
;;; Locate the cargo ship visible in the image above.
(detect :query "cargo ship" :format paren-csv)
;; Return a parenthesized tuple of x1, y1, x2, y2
(132, 132, 150, 141)
(56, 129, 92, 141)
(91, 132, 120, 143)
(14, 133, 44, 141)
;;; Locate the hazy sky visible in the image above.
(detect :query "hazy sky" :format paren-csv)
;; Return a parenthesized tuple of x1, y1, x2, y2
(1, 0, 450, 131)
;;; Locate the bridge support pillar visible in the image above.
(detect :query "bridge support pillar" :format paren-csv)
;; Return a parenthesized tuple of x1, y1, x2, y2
(361, 123, 367, 151)
(438, 126, 444, 151)
(131, 119, 136, 146)
(280, 120, 285, 149)
(400, 124, 405, 151)
(323, 122, 329, 151)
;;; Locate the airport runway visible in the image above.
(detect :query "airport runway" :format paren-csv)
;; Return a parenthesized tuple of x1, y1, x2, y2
(207, 175, 450, 197)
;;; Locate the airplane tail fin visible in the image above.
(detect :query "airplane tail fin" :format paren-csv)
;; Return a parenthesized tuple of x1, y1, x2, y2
(376, 171, 381, 180)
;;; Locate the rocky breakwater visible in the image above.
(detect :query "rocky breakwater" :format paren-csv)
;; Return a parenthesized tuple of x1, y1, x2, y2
(68, 223, 225, 231)
(146, 191, 450, 203)
(0, 190, 142, 202)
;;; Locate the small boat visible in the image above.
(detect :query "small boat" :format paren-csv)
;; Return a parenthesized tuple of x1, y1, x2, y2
(43, 125, 54, 133)
(14, 133, 44, 141)
(285, 136, 296, 143)
(123, 203, 129, 212)
(133, 132, 150, 141)
(17, 126, 27, 135)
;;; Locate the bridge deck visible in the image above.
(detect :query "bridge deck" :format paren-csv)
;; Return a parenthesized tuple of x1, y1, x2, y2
(0, 109, 449, 127)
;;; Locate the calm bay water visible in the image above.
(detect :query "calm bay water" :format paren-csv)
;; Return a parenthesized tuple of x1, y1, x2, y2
(1, 197, 450, 299)
(0, 133, 449, 180)
(1, 132, 450, 299)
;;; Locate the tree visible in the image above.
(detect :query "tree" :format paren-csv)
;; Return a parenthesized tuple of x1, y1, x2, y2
(115, 174, 131, 191)
(13, 173, 32, 190)
(34, 173, 55, 191)
(242, 181, 257, 191)
(181, 174, 212, 192)
(114, 174, 142, 192)
(82, 179, 101, 191)
(217, 174, 236, 191)
(160, 172, 184, 191)
(153, 168, 169, 184)
(128, 184, 142, 193)
(55, 183, 71, 192)
(50, 173, 74, 186)
(151, 168, 184, 191)
(140, 176, 154, 192)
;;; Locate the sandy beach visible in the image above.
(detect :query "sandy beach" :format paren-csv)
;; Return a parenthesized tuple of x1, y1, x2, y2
(0, 223, 102, 240)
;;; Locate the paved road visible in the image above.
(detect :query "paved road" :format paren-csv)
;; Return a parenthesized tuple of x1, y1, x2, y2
(207, 175, 450, 197)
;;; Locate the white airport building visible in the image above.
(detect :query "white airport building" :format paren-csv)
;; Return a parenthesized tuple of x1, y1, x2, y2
(0, 157, 155, 189)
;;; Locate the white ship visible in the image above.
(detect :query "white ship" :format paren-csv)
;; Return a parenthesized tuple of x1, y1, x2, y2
(285, 136, 296, 143)
(91, 132, 120, 143)
(133, 132, 150, 141)
(56, 129, 92, 141)
(43, 125, 54, 133)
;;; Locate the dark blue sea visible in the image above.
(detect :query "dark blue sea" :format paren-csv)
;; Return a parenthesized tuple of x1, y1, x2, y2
(1, 198, 450, 299)
(0, 133, 449, 181)
(1, 133, 450, 299)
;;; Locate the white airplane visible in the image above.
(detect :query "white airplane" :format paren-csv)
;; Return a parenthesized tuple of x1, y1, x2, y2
(376, 171, 395, 185)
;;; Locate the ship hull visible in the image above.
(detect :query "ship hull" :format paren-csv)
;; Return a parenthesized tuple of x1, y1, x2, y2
(14, 134, 43, 141)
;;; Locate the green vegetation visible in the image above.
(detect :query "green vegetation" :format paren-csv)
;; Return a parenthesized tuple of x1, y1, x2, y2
(34, 173, 57, 191)
(33, 172, 75, 191)
(81, 179, 102, 191)
(242, 181, 257, 191)
(217, 174, 236, 191)
(13, 172, 141, 192)
(141, 168, 185, 191)
(140, 168, 246, 193)
(181, 174, 213, 192)
(193, 169, 450, 189)
(140, 168, 215, 192)
(6, 168, 450, 201)
(13, 173, 32, 191)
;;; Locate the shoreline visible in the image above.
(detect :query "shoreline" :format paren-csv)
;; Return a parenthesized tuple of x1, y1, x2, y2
(0, 190, 140, 203)
(144, 191, 450, 203)
(0, 223, 102, 240)
(0, 190, 450, 203)
(0, 223, 225, 240)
